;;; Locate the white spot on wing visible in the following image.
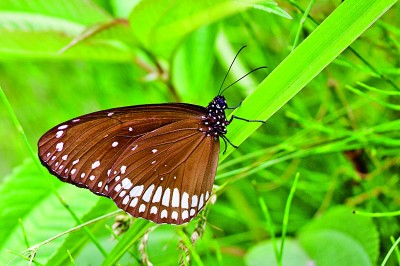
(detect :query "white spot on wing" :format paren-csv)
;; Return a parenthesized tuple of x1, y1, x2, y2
(112, 141, 118, 147)
(51, 156, 56, 161)
(142, 185, 155, 202)
(131, 145, 138, 151)
(89, 175, 95, 181)
(91, 160, 100, 169)
(139, 204, 146, 213)
(122, 195, 130, 205)
(162, 188, 171, 207)
(150, 206, 157, 214)
(172, 188, 180, 207)
(81, 173, 85, 178)
(72, 119, 80, 122)
(199, 194, 204, 209)
(71, 169, 76, 175)
(130, 198, 138, 207)
(115, 184, 122, 192)
(161, 210, 167, 218)
(121, 178, 132, 190)
(108, 112, 114, 116)
(152, 186, 162, 203)
(72, 159, 79, 165)
(61, 155, 68, 160)
(171, 211, 178, 220)
(119, 191, 126, 197)
(98, 181, 103, 187)
(46, 152, 51, 157)
(151, 160, 156, 165)
(190, 209, 195, 216)
(56, 131, 63, 138)
(58, 125, 68, 130)
(120, 165, 126, 174)
(191, 195, 198, 207)
(56, 142, 64, 152)
(182, 210, 189, 220)
(206, 191, 210, 200)
(182, 192, 189, 209)
(129, 127, 133, 131)
(152, 149, 158, 153)
(130, 185, 144, 197)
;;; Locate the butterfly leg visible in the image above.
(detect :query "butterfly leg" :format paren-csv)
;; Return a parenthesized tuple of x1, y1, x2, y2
(229, 115, 266, 124)
(227, 101, 242, 110)
(221, 135, 238, 154)
(219, 116, 265, 153)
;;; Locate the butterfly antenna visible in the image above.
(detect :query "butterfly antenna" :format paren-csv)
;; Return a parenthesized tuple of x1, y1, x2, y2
(219, 66, 268, 96)
(218, 46, 247, 96)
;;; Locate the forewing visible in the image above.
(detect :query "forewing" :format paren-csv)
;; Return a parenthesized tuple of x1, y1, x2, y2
(107, 119, 220, 225)
(38, 104, 206, 197)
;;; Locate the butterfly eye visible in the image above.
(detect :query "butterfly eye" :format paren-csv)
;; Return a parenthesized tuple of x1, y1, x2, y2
(216, 96, 227, 108)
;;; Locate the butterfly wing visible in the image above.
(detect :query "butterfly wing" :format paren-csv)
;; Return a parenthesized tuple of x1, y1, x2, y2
(106, 119, 219, 224)
(38, 103, 209, 197)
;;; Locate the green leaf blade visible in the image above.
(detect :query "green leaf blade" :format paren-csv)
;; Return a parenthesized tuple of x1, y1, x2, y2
(223, 0, 398, 161)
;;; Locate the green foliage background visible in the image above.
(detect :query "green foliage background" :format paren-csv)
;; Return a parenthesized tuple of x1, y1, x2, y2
(0, 0, 399, 265)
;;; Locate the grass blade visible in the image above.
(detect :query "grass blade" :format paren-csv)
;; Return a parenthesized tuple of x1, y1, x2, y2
(222, 0, 397, 161)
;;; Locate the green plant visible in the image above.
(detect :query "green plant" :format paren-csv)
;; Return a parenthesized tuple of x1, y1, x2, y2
(0, 0, 399, 265)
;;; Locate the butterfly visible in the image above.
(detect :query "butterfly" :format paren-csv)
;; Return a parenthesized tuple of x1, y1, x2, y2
(38, 47, 266, 225)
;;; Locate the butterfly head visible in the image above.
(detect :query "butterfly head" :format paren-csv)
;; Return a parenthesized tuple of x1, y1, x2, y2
(214, 95, 228, 109)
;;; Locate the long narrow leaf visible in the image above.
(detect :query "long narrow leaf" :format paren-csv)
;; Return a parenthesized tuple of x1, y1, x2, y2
(222, 0, 397, 161)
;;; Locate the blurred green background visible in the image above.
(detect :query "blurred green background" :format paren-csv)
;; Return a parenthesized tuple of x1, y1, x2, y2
(0, 0, 399, 265)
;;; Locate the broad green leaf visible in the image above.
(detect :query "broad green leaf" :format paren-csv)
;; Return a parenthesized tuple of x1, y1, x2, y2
(0, 160, 60, 264)
(129, 0, 289, 58)
(245, 238, 310, 266)
(110, 0, 141, 18)
(0, 0, 136, 61)
(0, 160, 105, 265)
(0, 0, 111, 25)
(298, 206, 379, 265)
(0, 0, 290, 61)
(301, 231, 371, 266)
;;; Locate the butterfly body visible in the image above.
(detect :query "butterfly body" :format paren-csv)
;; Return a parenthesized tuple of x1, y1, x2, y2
(38, 95, 229, 224)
